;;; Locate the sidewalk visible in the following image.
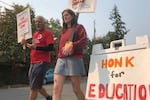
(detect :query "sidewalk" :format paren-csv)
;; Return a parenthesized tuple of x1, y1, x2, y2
(0, 77, 87, 100)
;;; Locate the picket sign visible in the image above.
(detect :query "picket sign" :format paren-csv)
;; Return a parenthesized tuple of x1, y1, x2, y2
(85, 35, 150, 100)
(67, 0, 96, 13)
(16, 7, 32, 43)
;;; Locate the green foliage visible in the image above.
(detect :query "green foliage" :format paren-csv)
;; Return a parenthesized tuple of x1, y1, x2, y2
(0, 4, 35, 64)
(109, 5, 129, 40)
(83, 38, 92, 75)
(103, 5, 129, 48)
(93, 5, 129, 49)
(44, 18, 62, 67)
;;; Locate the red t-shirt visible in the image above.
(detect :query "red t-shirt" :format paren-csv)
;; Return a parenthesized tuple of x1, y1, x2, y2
(30, 29, 54, 64)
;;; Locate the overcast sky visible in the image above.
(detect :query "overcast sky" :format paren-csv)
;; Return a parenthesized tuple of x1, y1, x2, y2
(1, 0, 150, 45)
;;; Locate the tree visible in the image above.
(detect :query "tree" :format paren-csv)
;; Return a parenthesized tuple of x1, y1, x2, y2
(0, 4, 35, 64)
(45, 18, 62, 67)
(109, 5, 129, 39)
(83, 38, 92, 75)
(91, 5, 129, 49)
(102, 5, 129, 48)
(0, 4, 36, 84)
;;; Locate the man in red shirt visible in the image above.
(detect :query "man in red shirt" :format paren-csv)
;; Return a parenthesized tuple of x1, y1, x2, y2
(21, 16, 53, 100)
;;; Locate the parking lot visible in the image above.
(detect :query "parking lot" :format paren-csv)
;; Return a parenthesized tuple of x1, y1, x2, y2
(0, 77, 87, 100)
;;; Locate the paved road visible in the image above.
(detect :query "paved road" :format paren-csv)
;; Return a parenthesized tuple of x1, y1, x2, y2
(0, 77, 87, 100)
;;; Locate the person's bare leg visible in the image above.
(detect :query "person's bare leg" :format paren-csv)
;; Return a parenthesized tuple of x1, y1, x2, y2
(29, 89, 38, 100)
(53, 74, 66, 100)
(70, 76, 85, 100)
(39, 87, 50, 98)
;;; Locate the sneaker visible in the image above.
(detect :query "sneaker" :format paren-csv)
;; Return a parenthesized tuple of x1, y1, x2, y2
(46, 95, 52, 100)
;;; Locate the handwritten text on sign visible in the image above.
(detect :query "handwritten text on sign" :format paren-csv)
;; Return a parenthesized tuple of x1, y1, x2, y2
(86, 51, 150, 100)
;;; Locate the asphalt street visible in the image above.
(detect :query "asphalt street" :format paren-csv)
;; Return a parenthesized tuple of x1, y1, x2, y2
(0, 77, 87, 100)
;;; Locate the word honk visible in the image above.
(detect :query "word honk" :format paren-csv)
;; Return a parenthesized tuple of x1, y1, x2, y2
(101, 56, 134, 68)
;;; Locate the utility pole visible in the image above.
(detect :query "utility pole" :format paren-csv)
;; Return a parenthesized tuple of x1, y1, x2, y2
(93, 20, 96, 43)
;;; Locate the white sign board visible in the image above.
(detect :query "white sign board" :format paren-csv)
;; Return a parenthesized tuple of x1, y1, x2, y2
(86, 35, 150, 100)
(16, 7, 32, 43)
(67, 0, 96, 13)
